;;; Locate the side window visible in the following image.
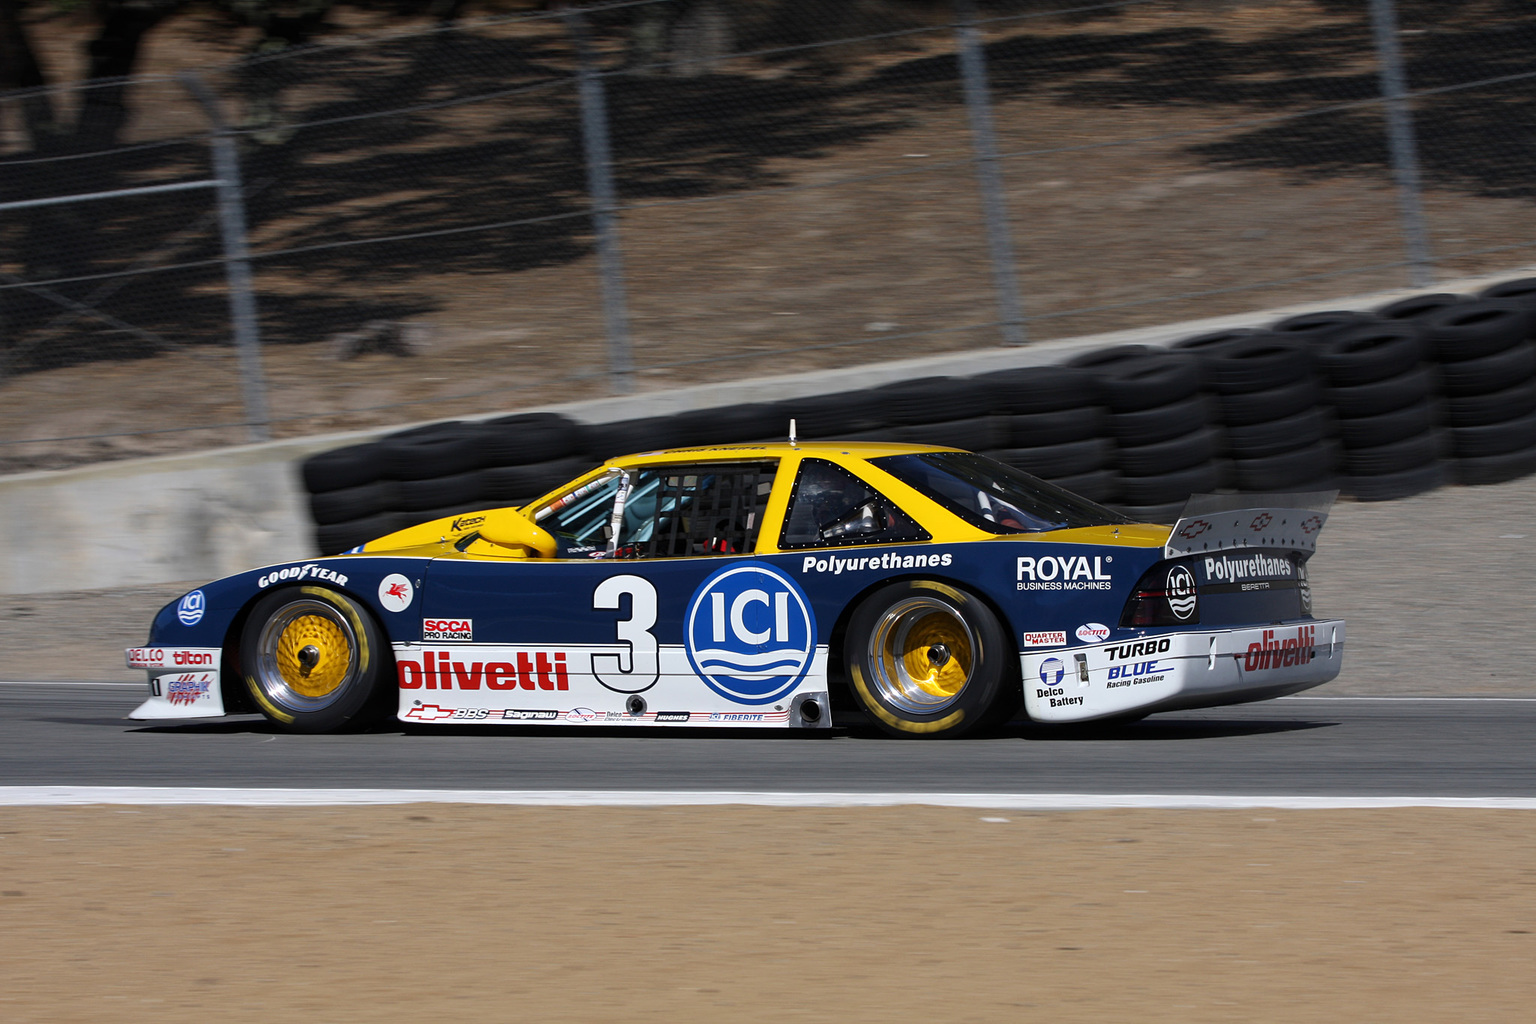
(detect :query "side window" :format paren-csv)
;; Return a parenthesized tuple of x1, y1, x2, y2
(537, 462, 776, 558)
(779, 458, 929, 549)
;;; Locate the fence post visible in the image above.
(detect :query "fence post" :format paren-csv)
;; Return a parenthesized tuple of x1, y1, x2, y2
(564, 8, 636, 395)
(1369, 0, 1435, 288)
(179, 72, 271, 441)
(955, 0, 1027, 347)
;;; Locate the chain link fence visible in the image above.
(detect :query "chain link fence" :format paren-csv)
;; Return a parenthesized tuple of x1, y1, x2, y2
(3, 0, 1536, 472)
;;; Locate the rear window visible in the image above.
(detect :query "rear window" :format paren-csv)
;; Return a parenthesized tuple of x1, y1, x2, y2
(871, 451, 1132, 534)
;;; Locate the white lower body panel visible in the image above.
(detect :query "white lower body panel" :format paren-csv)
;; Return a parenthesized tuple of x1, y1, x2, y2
(1022, 620, 1345, 723)
(393, 643, 832, 728)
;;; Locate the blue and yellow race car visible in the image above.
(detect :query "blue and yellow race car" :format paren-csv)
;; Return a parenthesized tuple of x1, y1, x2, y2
(127, 442, 1344, 738)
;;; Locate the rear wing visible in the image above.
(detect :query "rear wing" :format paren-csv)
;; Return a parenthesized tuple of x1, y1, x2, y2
(1164, 491, 1336, 559)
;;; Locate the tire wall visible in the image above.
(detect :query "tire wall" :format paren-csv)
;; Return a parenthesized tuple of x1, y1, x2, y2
(299, 279, 1536, 553)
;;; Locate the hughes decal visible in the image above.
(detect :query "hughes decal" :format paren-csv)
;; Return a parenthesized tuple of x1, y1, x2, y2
(801, 552, 952, 574)
(1243, 626, 1317, 672)
(422, 618, 473, 641)
(1016, 556, 1113, 591)
(1203, 553, 1295, 583)
(398, 651, 569, 690)
(256, 564, 350, 589)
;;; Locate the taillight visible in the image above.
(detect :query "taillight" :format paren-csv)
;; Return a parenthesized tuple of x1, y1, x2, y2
(1120, 563, 1200, 627)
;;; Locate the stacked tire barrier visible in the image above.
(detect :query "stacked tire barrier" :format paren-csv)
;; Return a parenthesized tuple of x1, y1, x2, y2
(299, 277, 1536, 553)
(1065, 346, 1218, 522)
(1435, 283, 1536, 485)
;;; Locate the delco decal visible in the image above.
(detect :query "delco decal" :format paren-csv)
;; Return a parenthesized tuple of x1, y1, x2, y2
(1016, 555, 1113, 591)
(257, 563, 350, 588)
(399, 651, 568, 690)
(125, 648, 214, 668)
(422, 618, 473, 641)
(1202, 553, 1294, 583)
(1243, 626, 1316, 672)
(165, 672, 215, 706)
(1022, 631, 1067, 647)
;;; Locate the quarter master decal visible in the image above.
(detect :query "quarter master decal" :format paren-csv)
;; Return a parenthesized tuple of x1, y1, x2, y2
(685, 562, 816, 705)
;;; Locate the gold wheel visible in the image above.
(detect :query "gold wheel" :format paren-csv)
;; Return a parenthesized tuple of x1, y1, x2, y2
(253, 598, 360, 713)
(866, 596, 977, 715)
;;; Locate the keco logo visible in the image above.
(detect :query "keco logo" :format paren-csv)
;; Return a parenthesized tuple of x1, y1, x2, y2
(685, 562, 816, 705)
(422, 618, 472, 641)
(177, 590, 205, 627)
(378, 574, 414, 613)
(1076, 622, 1110, 643)
(1167, 566, 1197, 620)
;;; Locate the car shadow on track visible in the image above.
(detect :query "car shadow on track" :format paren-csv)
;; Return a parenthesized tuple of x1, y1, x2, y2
(1004, 717, 1338, 742)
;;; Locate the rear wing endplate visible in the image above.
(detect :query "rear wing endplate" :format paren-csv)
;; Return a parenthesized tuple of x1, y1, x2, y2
(1164, 491, 1337, 559)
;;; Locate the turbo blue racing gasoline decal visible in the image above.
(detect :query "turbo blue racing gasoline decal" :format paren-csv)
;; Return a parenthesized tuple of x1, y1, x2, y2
(685, 562, 816, 705)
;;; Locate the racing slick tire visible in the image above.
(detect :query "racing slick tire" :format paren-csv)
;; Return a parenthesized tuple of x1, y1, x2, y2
(1226, 407, 1331, 458)
(1001, 406, 1105, 447)
(1452, 443, 1536, 485)
(1317, 323, 1426, 386)
(1423, 300, 1531, 361)
(1444, 381, 1536, 427)
(1115, 426, 1220, 475)
(1106, 396, 1208, 445)
(1336, 401, 1436, 449)
(1343, 461, 1447, 501)
(1269, 310, 1375, 347)
(1215, 377, 1320, 426)
(1340, 430, 1444, 476)
(1375, 292, 1465, 323)
(1447, 410, 1536, 459)
(845, 581, 1019, 738)
(239, 587, 391, 733)
(1323, 366, 1434, 418)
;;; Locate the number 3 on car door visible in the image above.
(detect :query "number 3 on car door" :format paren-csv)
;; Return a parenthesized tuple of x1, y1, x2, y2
(591, 575, 659, 692)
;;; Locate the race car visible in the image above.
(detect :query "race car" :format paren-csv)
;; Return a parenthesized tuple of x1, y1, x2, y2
(126, 442, 1345, 738)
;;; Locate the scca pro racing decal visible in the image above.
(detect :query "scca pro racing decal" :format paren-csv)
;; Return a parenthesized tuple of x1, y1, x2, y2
(685, 562, 816, 705)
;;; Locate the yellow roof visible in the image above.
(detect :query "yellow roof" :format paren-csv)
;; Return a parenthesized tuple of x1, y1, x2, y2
(603, 440, 959, 466)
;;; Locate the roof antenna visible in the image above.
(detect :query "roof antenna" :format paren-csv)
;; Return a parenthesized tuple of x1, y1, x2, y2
(789, 418, 798, 446)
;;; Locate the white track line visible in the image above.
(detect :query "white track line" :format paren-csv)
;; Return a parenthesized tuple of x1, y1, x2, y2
(1279, 695, 1536, 702)
(2, 787, 1535, 809)
(0, 680, 141, 687)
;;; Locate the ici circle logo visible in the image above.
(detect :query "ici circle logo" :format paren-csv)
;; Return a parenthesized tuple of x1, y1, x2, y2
(685, 562, 816, 705)
(176, 590, 206, 627)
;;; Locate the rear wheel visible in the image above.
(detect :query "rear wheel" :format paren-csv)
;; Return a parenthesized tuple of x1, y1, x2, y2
(845, 581, 1018, 738)
(240, 586, 388, 733)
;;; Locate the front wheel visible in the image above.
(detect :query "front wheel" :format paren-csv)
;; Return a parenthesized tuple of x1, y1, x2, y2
(844, 580, 1019, 738)
(239, 586, 389, 733)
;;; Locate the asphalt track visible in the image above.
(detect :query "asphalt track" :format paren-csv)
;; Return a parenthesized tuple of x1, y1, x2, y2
(2, 683, 1533, 798)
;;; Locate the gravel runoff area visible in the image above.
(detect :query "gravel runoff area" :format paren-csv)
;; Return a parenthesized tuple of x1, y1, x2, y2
(0, 805, 1532, 1023)
(3, 472, 1534, 694)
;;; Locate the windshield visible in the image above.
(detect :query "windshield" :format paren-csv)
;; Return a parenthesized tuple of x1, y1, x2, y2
(871, 451, 1133, 534)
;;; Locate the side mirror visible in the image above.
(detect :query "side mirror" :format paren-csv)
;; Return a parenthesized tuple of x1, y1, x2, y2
(478, 508, 558, 558)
